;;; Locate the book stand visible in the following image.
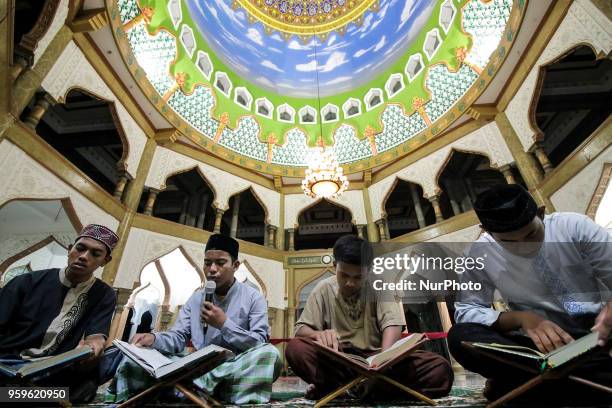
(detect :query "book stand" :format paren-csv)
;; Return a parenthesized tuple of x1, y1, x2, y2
(462, 341, 612, 408)
(116, 352, 227, 408)
(310, 339, 437, 408)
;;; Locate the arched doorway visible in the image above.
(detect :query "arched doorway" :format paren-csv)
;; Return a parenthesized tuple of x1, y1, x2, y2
(221, 189, 266, 245)
(437, 150, 511, 218)
(533, 46, 612, 167)
(385, 179, 435, 238)
(147, 168, 216, 230)
(30, 89, 127, 196)
(295, 200, 356, 250)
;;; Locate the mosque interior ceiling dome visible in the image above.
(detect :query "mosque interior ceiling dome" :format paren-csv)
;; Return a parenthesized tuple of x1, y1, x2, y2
(108, 0, 524, 176)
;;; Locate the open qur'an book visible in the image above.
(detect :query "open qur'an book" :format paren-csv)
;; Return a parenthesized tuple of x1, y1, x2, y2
(0, 346, 93, 379)
(113, 340, 233, 379)
(470, 331, 602, 370)
(316, 333, 427, 371)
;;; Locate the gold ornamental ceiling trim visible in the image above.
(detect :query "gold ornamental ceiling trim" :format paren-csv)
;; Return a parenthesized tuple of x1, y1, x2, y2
(233, 0, 378, 36)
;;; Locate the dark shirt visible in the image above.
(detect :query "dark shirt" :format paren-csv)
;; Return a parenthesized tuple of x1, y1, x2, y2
(0, 268, 116, 357)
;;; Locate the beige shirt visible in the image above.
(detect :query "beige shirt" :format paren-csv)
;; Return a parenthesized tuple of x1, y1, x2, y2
(295, 276, 405, 353)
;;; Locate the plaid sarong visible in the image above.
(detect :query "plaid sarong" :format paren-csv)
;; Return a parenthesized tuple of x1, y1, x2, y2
(104, 343, 281, 404)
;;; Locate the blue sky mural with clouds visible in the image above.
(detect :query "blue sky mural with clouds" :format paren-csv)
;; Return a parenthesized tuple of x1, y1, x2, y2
(187, 0, 436, 98)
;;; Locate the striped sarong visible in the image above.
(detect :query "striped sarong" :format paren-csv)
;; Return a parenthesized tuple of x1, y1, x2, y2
(104, 343, 282, 404)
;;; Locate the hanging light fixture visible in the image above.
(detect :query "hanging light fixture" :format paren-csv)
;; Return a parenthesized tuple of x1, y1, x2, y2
(302, 146, 349, 198)
(301, 41, 349, 199)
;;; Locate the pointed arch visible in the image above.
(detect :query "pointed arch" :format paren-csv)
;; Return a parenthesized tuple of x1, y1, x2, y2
(160, 165, 218, 201)
(528, 44, 611, 167)
(60, 86, 130, 170)
(381, 176, 428, 218)
(237, 259, 268, 298)
(294, 267, 336, 305)
(434, 147, 497, 190)
(529, 43, 602, 144)
(297, 198, 356, 225)
(227, 186, 270, 224)
(0, 236, 66, 275)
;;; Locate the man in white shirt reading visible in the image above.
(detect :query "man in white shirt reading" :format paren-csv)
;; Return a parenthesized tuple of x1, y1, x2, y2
(449, 184, 612, 403)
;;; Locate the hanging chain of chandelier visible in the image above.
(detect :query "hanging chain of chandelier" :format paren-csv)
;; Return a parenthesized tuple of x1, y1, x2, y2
(301, 38, 349, 199)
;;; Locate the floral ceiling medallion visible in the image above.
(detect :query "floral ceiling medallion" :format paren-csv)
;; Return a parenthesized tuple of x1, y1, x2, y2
(233, 0, 379, 41)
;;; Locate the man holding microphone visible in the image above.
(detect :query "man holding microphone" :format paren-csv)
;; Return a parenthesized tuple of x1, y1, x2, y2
(105, 234, 281, 404)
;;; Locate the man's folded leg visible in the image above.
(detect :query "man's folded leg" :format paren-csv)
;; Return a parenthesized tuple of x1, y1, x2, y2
(193, 343, 282, 405)
(285, 337, 357, 399)
(365, 350, 454, 401)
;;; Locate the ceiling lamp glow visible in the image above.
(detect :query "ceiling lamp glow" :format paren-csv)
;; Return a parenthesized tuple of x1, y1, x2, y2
(302, 147, 349, 199)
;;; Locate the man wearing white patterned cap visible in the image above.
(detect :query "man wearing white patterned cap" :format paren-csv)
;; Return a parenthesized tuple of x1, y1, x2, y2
(0, 223, 119, 402)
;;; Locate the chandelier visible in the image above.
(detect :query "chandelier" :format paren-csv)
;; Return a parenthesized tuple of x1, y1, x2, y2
(301, 41, 349, 199)
(301, 147, 349, 199)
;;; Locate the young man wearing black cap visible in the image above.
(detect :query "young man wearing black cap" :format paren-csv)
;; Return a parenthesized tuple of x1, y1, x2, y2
(105, 234, 281, 404)
(448, 184, 612, 402)
(0, 224, 119, 402)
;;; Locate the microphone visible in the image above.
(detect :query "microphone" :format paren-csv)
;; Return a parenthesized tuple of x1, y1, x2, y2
(202, 280, 216, 335)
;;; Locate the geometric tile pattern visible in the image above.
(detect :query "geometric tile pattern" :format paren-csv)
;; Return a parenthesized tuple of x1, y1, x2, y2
(462, 0, 512, 68)
(376, 106, 428, 153)
(424, 64, 479, 122)
(272, 129, 310, 166)
(220, 117, 268, 162)
(333, 125, 373, 164)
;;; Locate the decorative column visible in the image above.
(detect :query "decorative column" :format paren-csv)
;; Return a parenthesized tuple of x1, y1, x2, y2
(178, 196, 189, 225)
(494, 112, 543, 190)
(412, 97, 432, 127)
(162, 72, 187, 102)
(442, 180, 461, 216)
(196, 194, 209, 229)
(532, 144, 554, 174)
(113, 171, 130, 200)
(267, 225, 277, 248)
(408, 183, 426, 229)
(356, 224, 366, 239)
(143, 189, 159, 216)
(214, 113, 230, 143)
(229, 195, 241, 238)
(157, 304, 174, 331)
(213, 208, 225, 234)
(266, 133, 277, 163)
(455, 46, 482, 75)
(376, 219, 387, 241)
(23, 93, 54, 129)
(106, 288, 133, 346)
(499, 164, 517, 184)
(428, 195, 444, 223)
(287, 228, 295, 251)
(365, 126, 378, 155)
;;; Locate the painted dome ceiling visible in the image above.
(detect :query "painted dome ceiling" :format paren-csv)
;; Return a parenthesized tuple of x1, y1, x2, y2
(109, 0, 523, 176)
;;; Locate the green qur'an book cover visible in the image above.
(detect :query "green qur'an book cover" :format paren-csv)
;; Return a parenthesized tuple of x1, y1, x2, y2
(470, 332, 602, 372)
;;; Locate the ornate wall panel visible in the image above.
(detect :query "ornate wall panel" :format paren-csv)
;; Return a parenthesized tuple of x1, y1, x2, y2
(114, 227, 286, 308)
(368, 121, 514, 220)
(144, 146, 281, 226)
(550, 145, 612, 214)
(41, 41, 147, 177)
(505, 0, 612, 152)
(284, 189, 368, 229)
